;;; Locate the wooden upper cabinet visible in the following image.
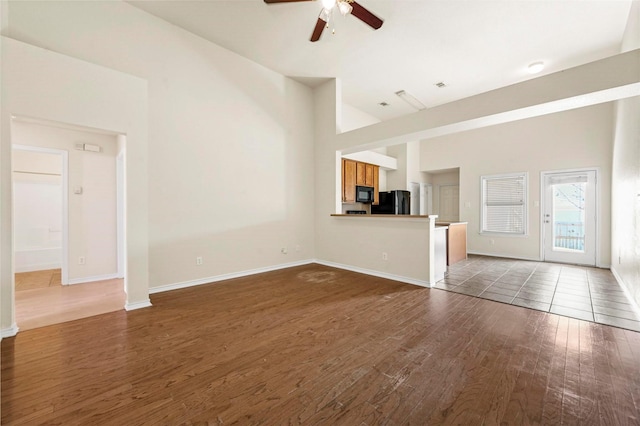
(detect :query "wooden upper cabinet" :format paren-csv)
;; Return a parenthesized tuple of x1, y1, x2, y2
(342, 159, 357, 203)
(356, 162, 366, 186)
(342, 159, 379, 204)
(356, 162, 376, 187)
(373, 165, 379, 205)
(365, 164, 374, 186)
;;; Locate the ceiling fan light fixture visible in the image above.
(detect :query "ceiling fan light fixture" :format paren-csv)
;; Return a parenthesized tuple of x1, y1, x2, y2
(322, 0, 337, 10)
(338, 1, 353, 16)
(395, 90, 426, 111)
(319, 8, 331, 21)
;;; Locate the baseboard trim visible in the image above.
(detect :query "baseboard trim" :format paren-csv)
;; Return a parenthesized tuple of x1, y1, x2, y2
(610, 267, 640, 317)
(467, 251, 541, 262)
(314, 259, 433, 288)
(67, 273, 120, 285)
(15, 262, 61, 273)
(467, 251, 615, 269)
(1, 324, 19, 338)
(125, 299, 152, 311)
(149, 259, 315, 295)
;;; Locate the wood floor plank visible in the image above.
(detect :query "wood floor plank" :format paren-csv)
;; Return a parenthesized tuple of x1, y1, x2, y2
(541, 314, 569, 425)
(3, 263, 640, 425)
(520, 314, 560, 424)
(500, 310, 551, 424)
(561, 318, 582, 423)
(577, 319, 599, 424)
(421, 301, 510, 424)
(481, 307, 540, 424)
(592, 323, 620, 425)
(602, 326, 640, 424)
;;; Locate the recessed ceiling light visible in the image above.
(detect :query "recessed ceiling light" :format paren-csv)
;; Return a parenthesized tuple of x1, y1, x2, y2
(527, 61, 545, 74)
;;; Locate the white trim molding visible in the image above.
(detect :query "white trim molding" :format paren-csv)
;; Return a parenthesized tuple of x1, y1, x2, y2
(611, 267, 640, 318)
(315, 259, 433, 288)
(1, 324, 19, 338)
(67, 273, 120, 285)
(14, 262, 61, 273)
(466, 251, 541, 262)
(124, 299, 152, 311)
(149, 259, 315, 294)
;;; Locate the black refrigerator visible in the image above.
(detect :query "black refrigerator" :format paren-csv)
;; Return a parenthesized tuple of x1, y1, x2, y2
(371, 190, 411, 215)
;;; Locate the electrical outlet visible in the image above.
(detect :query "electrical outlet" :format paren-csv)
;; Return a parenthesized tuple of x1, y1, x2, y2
(78, 256, 85, 265)
(281, 247, 288, 254)
(196, 256, 203, 265)
(490, 239, 495, 245)
(382, 252, 388, 261)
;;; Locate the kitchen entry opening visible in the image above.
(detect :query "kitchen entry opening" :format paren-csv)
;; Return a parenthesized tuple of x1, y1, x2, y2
(541, 170, 597, 266)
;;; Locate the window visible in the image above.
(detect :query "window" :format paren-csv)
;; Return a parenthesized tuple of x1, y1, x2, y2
(481, 173, 527, 235)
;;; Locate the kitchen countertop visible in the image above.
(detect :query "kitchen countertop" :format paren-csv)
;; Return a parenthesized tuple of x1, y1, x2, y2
(331, 214, 438, 218)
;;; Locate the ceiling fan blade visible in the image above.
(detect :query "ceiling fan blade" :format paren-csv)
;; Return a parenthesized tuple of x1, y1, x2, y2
(310, 17, 327, 42)
(264, 0, 313, 3)
(350, 1, 383, 30)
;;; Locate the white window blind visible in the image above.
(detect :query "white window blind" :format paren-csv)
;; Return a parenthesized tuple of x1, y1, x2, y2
(481, 173, 527, 234)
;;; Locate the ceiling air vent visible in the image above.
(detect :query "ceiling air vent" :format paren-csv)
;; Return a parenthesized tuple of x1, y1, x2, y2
(435, 82, 447, 88)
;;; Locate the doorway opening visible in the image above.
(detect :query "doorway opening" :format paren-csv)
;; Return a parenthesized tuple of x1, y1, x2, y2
(13, 146, 68, 287)
(541, 169, 598, 266)
(438, 184, 460, 222)
(423, 168, 460, 221)
(11, 118, 127, 331)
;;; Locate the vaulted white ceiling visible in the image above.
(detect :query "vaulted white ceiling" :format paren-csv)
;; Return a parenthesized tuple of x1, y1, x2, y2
(128, 0, 633, 121)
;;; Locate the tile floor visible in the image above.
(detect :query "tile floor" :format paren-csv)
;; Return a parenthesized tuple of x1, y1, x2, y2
(434, 255, 640, 332)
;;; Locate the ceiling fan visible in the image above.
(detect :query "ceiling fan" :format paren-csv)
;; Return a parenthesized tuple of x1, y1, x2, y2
(264, 0, 384, 42)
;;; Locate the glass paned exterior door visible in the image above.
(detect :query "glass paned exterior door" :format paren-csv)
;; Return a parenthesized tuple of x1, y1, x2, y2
(543, 171, 596, 266)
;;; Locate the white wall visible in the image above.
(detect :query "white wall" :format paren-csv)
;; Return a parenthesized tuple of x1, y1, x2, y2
(316, 80, 435, 285)
(406, 141, 422, 185)
(2, 36, 149, 330)
(385, 144, 407, 191)
(341, 103, 380, 133)
(317, 49, 636, 287)
(13, 150, 62, 272)
(420, 103, 614, 264)
(611, 0, 640, 305)
(12, 121, 118, 281)
(385, 141, 422, 192)
(4, 1, 315, 291)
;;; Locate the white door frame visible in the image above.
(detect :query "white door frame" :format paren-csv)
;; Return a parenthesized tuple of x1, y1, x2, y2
(409, 182, 420, 216)
(540, 168, 599, 266)
(420, 183, 432, 215)
(116, 148, 126, 282)
(12, 144, 69, 285)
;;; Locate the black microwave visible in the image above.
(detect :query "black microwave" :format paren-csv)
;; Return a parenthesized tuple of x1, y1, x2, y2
(355, 186, 375, 203)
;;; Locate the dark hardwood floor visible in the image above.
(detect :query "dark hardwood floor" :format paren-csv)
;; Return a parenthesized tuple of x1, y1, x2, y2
(2, 264, 640, 424)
